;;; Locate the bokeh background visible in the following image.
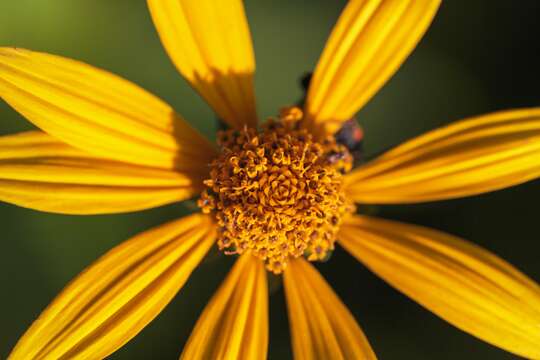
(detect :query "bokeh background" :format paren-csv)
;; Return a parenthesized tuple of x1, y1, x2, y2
(1, 1, 539, 359)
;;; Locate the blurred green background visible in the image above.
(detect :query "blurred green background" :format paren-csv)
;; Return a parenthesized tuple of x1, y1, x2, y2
(1, 1, 539, 359)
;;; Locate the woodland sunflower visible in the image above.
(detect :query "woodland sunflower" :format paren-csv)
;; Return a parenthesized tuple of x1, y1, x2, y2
(2, 0, 540, 359)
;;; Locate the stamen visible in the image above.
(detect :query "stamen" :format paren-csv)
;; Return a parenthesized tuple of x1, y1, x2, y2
(199, 107, 354, 273)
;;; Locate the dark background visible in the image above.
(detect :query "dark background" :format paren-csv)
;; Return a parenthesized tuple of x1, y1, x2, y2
(1, 1, 539, 359)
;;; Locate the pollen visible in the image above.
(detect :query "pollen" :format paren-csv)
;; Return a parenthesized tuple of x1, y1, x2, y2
(198, 107, 354, 273)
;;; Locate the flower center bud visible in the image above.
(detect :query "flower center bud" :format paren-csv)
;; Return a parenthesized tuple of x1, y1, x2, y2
(198, 107, 354, 273)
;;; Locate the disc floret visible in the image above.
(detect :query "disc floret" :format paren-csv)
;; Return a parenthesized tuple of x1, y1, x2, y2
(199, 107, 354, 273)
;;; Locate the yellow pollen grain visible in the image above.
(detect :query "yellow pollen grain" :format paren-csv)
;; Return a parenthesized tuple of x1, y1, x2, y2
(199, 107, 354, 273)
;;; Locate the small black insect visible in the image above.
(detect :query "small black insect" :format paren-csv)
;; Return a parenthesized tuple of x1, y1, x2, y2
(299, 72, 365, 166)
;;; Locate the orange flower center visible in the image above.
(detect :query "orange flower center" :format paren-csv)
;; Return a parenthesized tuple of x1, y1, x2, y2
(199, 107, 354, 273)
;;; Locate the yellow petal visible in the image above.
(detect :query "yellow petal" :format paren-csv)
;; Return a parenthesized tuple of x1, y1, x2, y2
(147, 0, 257, 129)
(9, 213, 216, 360)
(181, 255, 268, 360)
(345, 108, 540, 203)
(0, 47, 216, 170)
(339, 215, 540, 359)
(0, 131, 204, 214)
(283, 258, 377, 360)
(304, 0, 441, 137)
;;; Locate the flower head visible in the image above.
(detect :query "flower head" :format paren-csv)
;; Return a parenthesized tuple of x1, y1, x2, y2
(2, 0, 540, 359)
(200, 107, 354, 272)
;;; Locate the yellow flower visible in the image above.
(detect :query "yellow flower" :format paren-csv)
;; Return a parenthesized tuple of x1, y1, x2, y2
(2, 0, 540, 359)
